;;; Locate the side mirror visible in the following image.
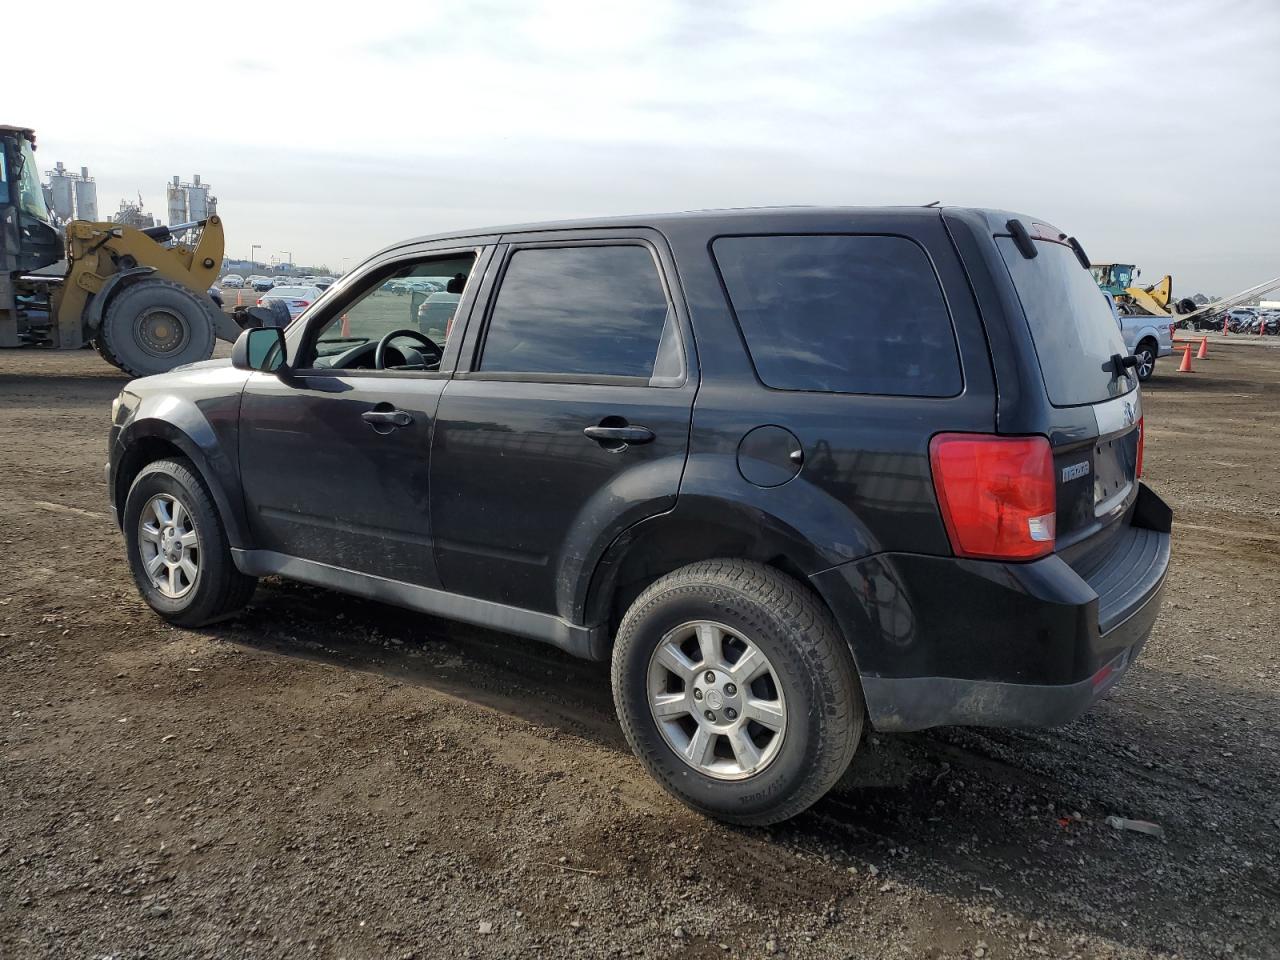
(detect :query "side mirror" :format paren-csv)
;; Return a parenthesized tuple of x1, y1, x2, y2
(232, 327, 287, 373)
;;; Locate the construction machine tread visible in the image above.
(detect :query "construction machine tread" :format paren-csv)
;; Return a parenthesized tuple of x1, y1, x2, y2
(93, 338, 126, 370)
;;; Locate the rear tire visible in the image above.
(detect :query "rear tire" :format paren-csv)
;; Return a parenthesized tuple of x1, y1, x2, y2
(123, 458, 256, 627)
(611, 560, 863, 825)
(100, 279, 216, 377)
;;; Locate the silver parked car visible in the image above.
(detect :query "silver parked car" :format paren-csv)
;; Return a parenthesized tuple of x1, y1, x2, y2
(1104, 292, 1174, 381)
(258, 285, 323, 320)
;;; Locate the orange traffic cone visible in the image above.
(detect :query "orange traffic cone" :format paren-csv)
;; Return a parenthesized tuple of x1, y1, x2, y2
(235, 290, 243, 307)
(340, 313, 350, 337)
(1176, 345, 1194, 372)
(1196, 336, 1209, 359)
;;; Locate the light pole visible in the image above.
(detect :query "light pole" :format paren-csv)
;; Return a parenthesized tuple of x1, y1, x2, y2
(250, 244, 260, 268)
(284, 251, 293, 273)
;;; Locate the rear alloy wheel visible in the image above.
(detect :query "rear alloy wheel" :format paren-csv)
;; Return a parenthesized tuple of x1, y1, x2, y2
(612, 559, 863, 825)
(1135, 341, 1157, 381)
(99, 279, 216, 377)
(647, 620, 788, 780)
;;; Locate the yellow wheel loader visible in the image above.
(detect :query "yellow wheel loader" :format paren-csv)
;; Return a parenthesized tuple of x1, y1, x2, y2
(1089, 262, 1197, 319)
(1, 125, 241, 376)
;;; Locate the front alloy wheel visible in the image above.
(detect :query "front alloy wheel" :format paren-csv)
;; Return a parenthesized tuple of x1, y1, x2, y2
(137, 493, 200, 599)
(122, 458, 257, 626)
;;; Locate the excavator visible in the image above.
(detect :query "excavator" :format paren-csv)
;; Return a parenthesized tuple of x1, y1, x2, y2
(0, 124, 241, 376)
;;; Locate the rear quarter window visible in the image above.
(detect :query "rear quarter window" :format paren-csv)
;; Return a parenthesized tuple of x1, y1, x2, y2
(712, 234, 961, 397)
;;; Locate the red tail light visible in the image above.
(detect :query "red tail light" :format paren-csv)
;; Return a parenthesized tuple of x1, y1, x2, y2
(929, 433, 1056, 561)
(1168, 323, 1176, 338)
(256, 298, 263, 305)
(292, 300, 310, 308)
(1135, 416, 1145, 478)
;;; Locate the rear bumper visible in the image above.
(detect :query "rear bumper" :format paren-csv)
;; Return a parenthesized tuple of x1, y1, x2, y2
(811, 483, 1171, 732)
(858, 582, 1160, 731)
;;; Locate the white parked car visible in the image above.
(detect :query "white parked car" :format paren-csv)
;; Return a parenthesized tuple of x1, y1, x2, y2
(258, 285, 322, 320)
(221, 274, 245, 288)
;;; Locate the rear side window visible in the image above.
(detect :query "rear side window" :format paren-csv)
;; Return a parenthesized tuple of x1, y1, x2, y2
(480, 245, 675, 379)
(996, 238, 1134, 407)
(712, 235, 961, 396)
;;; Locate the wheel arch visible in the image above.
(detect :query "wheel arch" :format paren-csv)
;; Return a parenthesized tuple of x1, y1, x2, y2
(85, 267, 157, 330)
(579, 500, 875, 678)
(113, 416, 249, 549)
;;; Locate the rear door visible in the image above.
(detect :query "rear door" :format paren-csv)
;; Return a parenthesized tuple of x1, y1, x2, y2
(992, 230, 1142, 552)
(429, 230, 696, 618)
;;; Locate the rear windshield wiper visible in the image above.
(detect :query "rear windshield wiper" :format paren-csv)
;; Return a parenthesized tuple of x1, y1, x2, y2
(1006, 219, 1038, 259)
(1066, 236, 1090, 269)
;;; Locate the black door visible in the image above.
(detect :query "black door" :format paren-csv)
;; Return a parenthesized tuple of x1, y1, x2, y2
(238, 245, 491, 588)
(430, 235, 697, 618)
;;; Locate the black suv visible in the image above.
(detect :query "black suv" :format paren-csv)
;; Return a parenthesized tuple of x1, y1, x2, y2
(107, 208, 1171, 824)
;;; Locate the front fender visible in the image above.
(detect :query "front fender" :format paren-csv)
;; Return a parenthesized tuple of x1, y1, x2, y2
(112, 388, 249, 548)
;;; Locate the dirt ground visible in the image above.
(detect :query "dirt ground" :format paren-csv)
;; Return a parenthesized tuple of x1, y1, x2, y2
(1, 337, 1277, 960)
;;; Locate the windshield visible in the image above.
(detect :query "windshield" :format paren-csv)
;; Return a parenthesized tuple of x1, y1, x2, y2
(997, 237, 1135, 407)
(10, 136, 53, 223)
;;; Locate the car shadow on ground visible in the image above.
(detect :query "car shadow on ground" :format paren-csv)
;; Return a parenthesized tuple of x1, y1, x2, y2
(209, 578, 1280, 958)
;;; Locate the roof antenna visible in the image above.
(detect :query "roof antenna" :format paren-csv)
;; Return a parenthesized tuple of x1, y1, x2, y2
(923, 200, 941, 208)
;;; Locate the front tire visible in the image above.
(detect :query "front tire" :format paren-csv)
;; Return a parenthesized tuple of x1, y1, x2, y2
(611, 560, 863, 825)
(123, 459, 256, 626)
(1135, 340, 1157, 381)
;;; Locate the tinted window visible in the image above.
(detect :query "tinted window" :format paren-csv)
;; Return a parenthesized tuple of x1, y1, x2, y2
(713, 235, 961, 396)
(996, 238, 1134, 407)
(480, 246, 672, 378)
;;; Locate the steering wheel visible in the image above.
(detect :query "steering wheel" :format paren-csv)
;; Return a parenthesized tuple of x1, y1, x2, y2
(373, 329, 443, 370)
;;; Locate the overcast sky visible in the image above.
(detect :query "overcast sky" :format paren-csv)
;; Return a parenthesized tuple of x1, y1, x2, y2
(17, 0, 1279, 294)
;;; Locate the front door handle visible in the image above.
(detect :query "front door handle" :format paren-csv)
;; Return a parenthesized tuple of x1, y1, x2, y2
(583, 423, 655, 447)
(362, 409, 413, 429)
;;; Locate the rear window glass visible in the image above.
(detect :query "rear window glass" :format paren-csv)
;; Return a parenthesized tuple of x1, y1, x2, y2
(712, 235, 961, 396)
(996, 238, 1134, 407)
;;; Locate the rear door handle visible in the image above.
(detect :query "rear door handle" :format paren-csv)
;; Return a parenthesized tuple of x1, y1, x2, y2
(583, 424, 654, 446)
(362, 410, 413, 428)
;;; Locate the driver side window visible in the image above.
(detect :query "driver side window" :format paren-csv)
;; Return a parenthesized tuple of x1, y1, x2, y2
(307, 253, 477, 370)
